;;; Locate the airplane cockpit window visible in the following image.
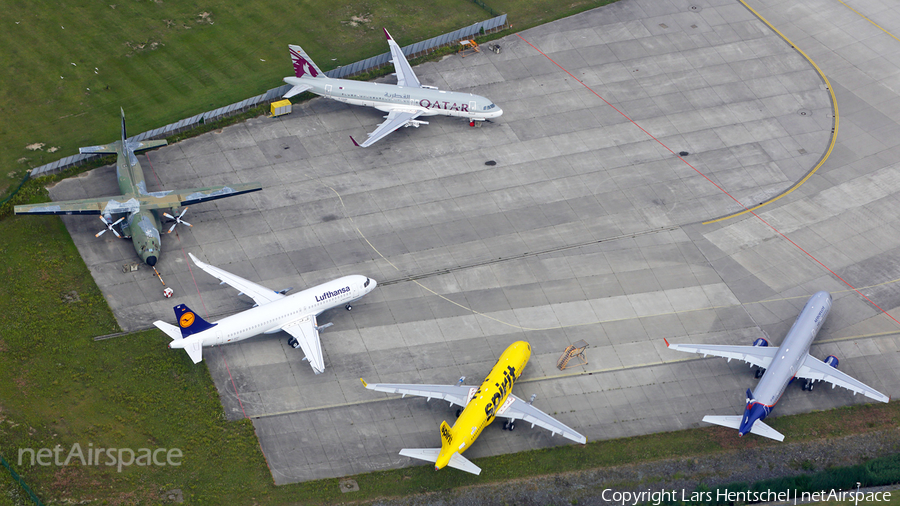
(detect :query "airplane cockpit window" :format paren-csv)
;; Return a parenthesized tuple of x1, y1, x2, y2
(483, 103, 497, 111)
(364, 278, 370, 287)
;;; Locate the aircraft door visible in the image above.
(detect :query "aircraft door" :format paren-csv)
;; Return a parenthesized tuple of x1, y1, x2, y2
(469, 101, 476, 115)
(325, 84, 333, 97)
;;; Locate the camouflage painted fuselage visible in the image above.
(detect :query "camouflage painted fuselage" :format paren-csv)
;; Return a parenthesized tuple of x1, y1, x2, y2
(108, 141, 163, 266)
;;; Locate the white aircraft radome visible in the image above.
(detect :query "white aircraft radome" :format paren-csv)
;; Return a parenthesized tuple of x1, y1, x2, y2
(154, 253, 376, 374)
(666, 291, 889, 441)
(282, 28, 503, 147)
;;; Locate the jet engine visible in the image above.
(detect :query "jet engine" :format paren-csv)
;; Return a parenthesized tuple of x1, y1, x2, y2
(803, 356, 837, 391)
(752, 338, 768, 378)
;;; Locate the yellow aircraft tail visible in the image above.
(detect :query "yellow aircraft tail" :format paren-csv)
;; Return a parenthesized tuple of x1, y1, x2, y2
(439, 420, 453, 452)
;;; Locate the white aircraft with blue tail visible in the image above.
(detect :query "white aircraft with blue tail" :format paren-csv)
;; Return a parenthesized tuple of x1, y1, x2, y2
(666, 291, 889, 441)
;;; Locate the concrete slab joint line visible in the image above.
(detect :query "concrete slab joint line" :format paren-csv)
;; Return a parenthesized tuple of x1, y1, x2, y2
(703, 0, 839, 224)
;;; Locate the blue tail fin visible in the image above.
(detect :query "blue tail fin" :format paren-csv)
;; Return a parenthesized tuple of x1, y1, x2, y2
(174, 304, 215, 338)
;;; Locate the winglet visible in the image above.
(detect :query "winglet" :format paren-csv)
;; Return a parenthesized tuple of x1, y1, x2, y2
(383, 28, 392, 41)
(350, 135, 361, 147)
(360, 378, 369, 388)
(664, 338, 670, 347)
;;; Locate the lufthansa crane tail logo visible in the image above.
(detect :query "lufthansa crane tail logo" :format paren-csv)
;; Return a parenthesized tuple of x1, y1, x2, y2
(179, 312, 195, 328)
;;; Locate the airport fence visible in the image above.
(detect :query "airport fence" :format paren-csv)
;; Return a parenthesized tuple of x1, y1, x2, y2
(1, 454, 44, 506)
(28, 14, 508, 179)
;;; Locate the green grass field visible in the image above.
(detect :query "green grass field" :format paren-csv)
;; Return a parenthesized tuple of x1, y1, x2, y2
(0, 0, 493, 195)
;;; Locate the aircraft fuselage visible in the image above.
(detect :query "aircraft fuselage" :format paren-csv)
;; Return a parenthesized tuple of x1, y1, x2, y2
(741, 291, 832, 435)
(284, 75, 503, 121)
(435, 341, 531, 470)
(110, 142, 163, 265)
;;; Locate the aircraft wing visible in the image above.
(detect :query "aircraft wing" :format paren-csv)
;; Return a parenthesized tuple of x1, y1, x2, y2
(796, 354, 890, 403)
(282, 315, 325, 374)
(495, 393, 587, 444)
(361, 381, 475, 408)
(666, 341, 778, 369)
(15, 182, 261, 216)
(15, 196, 123, 215)
(356, 109, 425, 148)
(384, 28, 421, 88)
(188, 252, 285, 306)
(137, 182, 262, 210)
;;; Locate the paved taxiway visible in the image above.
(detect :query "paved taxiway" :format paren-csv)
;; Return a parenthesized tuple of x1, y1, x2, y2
(49, 0, 900, 485)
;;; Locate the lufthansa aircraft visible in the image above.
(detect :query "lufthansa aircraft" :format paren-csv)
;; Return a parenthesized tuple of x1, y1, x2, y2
(666, 291, 889, 441)
(282, 29, 503, 147)
(362, 341, 586, 475)
(154, 253, 376, 374)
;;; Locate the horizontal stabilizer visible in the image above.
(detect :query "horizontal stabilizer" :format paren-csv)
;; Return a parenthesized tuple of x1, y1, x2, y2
(702, 415, 784, 442)
(184, 338, 203, 364)
(399, 448, 481, 475)
(79, 144, 118, 155)
(154, 321, 182, 341)
(132, 139, 168, 152)
(284, 84, 312, 98)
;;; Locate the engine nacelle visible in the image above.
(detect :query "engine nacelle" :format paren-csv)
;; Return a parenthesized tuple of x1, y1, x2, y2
(824, 355, 839, 368)
(752, 338, 769, 347)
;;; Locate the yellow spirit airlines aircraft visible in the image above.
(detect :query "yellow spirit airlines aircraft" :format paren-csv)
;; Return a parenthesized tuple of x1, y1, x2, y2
(362, 341, 586, 475)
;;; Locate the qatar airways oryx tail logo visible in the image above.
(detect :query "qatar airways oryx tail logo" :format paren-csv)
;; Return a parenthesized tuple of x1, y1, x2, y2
(315, 286, 350, 302)
(290, 48, 318, 78)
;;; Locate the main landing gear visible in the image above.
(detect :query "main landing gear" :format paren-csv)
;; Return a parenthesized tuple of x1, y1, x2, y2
(345, 304, 352, 311)
(801, 379, 815, 391)
(754, 367, 765, 379)
(502, 420, 516, 431)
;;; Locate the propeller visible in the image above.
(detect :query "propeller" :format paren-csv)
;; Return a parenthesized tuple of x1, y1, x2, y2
(163, 208, 192, 234)
(96, 216, 124, 237)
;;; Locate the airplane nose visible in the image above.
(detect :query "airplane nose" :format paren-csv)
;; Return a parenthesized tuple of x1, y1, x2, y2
(146, 255, 157, 266)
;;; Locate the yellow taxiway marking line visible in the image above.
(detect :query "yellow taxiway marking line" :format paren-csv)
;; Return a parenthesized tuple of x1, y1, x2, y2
(703, 0, 839, 224)
(836, 0, 900, 44)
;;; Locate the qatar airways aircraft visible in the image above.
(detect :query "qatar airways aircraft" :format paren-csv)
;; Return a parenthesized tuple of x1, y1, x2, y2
(666, 291, 889, 441)
(282, 28, 503, 147)
(154, 253, 376, 374)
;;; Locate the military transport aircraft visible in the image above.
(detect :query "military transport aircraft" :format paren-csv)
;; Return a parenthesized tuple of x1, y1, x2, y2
(666, 291, 889, 441)
(282, 28, 503, 147)
(362, 341, 586, 475)
(14, 109, 262, 266)
(154, 253, 377, 374)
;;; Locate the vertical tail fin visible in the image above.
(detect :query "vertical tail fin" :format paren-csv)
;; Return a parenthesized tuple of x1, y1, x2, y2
(439, 421, 453, 452)
(120, 107, 127, 142)
(288, 45, 324, 78)
(174, 304, 215, 338)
